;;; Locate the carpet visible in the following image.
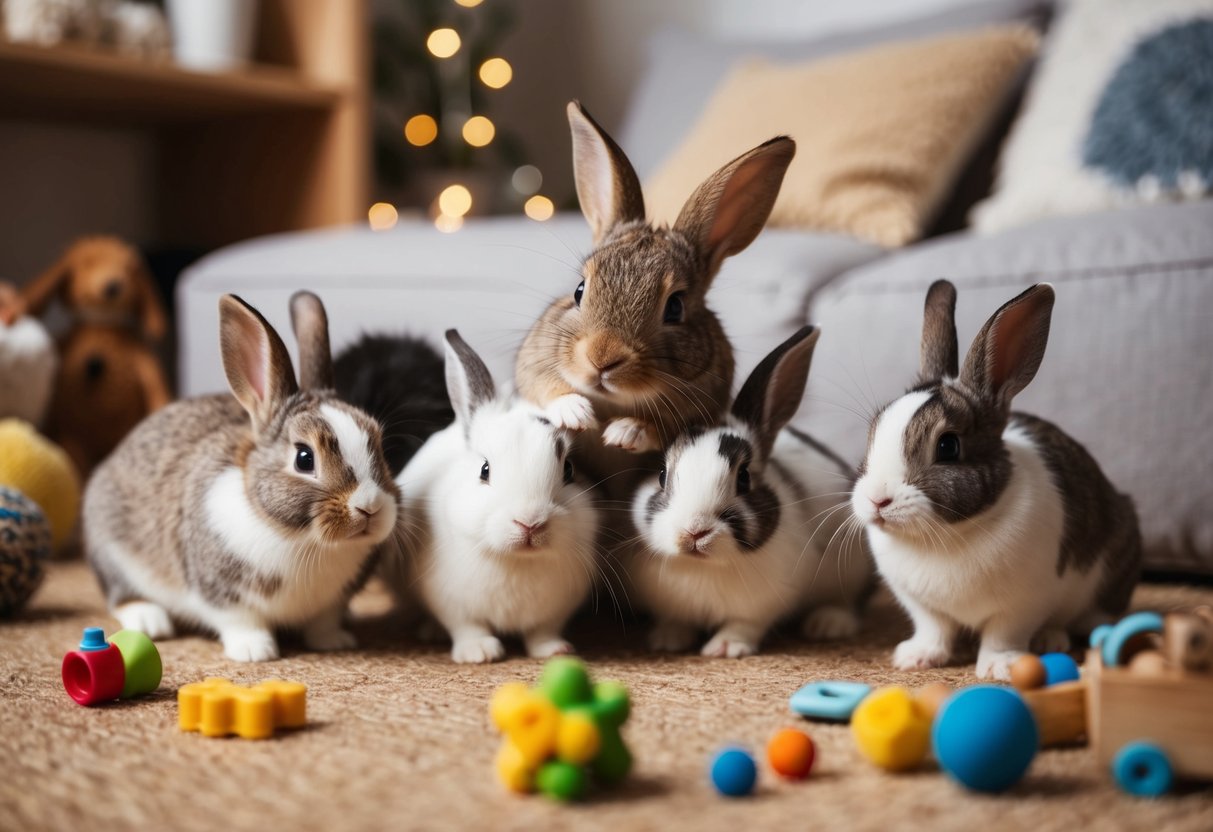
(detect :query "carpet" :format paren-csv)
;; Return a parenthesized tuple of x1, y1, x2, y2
(2, 561, 1212, 832)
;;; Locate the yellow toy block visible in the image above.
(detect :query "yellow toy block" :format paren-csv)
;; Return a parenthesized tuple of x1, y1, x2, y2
(496, 741, 535, 794)
(851, 686, 932, 771)
(491, 686, 561, 768)
(178, 678, 307, 739)
(556, 711, 601, 765)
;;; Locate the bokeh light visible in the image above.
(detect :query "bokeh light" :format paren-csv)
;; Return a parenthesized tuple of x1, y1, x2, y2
(454, 0, 483, 7)
(438, 184, 473, 217)
(426, 28, 461, 58)
(478, 57, 513, 89)
(368, 202, 398, 231)
(512, 165, 542, 195)
(524, 195, 555, 221)
(404, 114, 438, 146)
(461, 115, 495, 147)
(435, 214, 464, 233)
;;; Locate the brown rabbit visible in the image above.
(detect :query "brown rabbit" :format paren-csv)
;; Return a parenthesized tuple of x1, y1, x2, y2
(516, 102, 795, 490)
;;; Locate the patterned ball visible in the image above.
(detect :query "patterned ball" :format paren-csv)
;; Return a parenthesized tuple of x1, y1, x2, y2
(0, 487, 52, 615)
(0, 419, 80, 550)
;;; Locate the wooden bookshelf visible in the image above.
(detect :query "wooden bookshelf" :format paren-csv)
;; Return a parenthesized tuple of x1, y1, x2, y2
(0, 0, 368, 248)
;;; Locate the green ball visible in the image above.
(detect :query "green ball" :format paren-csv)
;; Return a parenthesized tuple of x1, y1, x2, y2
(591, 680, 630, 725)
(539, 657, 593, 709)
(109, 629, 162, 698)
(593, 729, 633, 784)
(536, 761, 587, 801)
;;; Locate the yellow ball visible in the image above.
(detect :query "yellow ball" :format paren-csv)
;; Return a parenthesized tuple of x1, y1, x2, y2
(556, 712, 601, 765)
(495, 741, 534, 793)
(852, 686, 932, 771)
(492, 686, 560, 768)
(0, 419, 80, 550)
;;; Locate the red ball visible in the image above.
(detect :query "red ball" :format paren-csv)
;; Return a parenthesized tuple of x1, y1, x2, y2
(767, 728, 815, 780)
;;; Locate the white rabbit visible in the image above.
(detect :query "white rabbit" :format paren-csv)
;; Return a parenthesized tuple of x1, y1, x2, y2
(629, 326, 872, 658)
(386, 330, 600, 664)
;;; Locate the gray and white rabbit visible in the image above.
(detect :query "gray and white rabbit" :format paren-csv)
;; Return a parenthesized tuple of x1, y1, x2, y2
(629, 326, 872, 658)
(85, 292, 399, 661)
(384, 330, 600, 664)
(850, 280, 1141, 680)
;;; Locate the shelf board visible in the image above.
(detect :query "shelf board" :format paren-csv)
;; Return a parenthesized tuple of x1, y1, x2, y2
(0, 41, 342, 125)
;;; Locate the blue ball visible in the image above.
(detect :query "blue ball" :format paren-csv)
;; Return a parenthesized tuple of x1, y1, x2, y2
(1039, 653, 1080, 686)
(710, 746, 757, 797)
(933, 686, 1038, 793)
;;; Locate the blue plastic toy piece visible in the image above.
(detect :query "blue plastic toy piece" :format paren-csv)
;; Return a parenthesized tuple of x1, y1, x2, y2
(78, 627, 108, 652)
(709, 747, 757, 797)
(1113, 741, 1173, 797)
(789, 681, 872, 722)
(1089, 624, 1113, 650)
(1101, 612, 1165, 667)
(932, 686, 1038, 793)
(1039, 653, 1081, 686)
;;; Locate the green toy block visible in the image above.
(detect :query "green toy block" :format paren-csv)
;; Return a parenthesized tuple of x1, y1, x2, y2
(592, 728, 633, 784)
(539, 657, 593, 708)
(108, 629, 162, 698)
(536, 760, 587, 801)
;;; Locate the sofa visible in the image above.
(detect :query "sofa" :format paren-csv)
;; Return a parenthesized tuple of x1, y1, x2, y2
(177, 5, 1213, 576)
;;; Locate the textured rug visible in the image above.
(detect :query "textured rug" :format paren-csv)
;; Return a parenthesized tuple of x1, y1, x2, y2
(2, 560, 1212, 832)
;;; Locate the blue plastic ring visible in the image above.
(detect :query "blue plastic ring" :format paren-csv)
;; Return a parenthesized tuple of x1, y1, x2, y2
(789, 681, 872, 722)
(1101, 612, 1164, 667)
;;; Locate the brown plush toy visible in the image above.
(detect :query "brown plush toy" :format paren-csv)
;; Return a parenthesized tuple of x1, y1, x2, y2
(0, 237, 172, 477)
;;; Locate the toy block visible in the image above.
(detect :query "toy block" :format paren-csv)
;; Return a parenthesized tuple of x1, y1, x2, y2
(178, 678, 307, 739)
(1163, 612, 1213, 672)
(1021, 680, 1087, 747)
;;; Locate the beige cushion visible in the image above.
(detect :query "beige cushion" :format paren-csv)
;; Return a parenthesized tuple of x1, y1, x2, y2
(645, 27, 1040, 247)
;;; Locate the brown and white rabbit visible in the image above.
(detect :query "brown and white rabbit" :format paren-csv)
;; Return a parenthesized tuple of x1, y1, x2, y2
(84, 292, 399, 661)
(516, 101, 795, 489)
(850, 281, 1141, 680)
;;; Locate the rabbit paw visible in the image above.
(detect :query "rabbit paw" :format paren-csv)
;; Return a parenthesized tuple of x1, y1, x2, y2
(546, 394, 598, 432)
(976, 648, 1022, 681)
(802, 606, 860, 641)
(526, 637, 575, 659)
(452, 634, 506, 664)
(701, 633, 757, 659)
(649, 620, 696, 653)
(1031, 627, 1070, 654)
(304, 625, 357, 652)
(222, 628, 280, 663)
(893, 637, 950, 671)
(114, 601, 175, 640)
(602, 417, 659, 453)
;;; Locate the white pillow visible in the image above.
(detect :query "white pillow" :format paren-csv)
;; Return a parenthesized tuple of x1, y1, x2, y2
(972, 0, 1213, 233)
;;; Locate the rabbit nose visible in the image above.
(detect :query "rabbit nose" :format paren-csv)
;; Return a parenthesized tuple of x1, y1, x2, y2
(355, 505, 380, 518)
(688, 528, 712, 541)
(591, 356, 625, 374)
(871, 497, 893, 510)
(514, 519, 547, 535)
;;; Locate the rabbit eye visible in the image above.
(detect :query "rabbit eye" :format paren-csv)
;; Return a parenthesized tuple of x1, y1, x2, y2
(574, 281, 585, 307)
(662, 291, 685, 324)
(936, 432, 961, 463)
(658, 466, 667, 489)
(480, 460, 491, 483)
(294, 444, 315, 474)
(563, 458, 574, 485)
(736, 463, 751, 495)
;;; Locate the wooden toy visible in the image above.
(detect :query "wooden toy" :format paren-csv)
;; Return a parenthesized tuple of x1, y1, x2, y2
(178, 678, 307, 740)
(710, 747, 757, 797)
(1021, 681, 1088, 747)
(1010, 654, 1047, 691)
(932, 686, 1038, 793)
(851, 686, 932, 772)
(1127, 649, 1169, 676)
(1162, 612, 1213, 672)
(767, 728, 815, 780)
(789, 680, 872, 722)
(61, 627, 161, 706)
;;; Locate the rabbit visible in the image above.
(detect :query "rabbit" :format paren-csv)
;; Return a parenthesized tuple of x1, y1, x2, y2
(385, 329, 600, 664)
(629, 326, 873, 658)
(516, 101, 795, 492)
(84, 292, 400, 662)
(333, 332, 454, 475)
(850, 280, 1142, 681)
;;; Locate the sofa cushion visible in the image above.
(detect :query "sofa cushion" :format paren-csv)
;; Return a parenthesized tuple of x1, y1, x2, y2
(802, 199, 1213, 573)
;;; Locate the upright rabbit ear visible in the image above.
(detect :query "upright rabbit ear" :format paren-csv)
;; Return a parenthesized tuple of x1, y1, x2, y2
(567, 101, 646, 244)
(731, 325, 820, 458)
(289, 291, 334, 391)
(444, 329, 496, 425)
(960, 284, 1055, 413)
(919, 280, 959, 383)
(673, 136, 795, 278)
(220, 294, 299, 433)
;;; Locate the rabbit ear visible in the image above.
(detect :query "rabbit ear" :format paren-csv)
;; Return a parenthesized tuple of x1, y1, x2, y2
(673, 136, 795, 277)
(289, 291, 334, 391)
(960, 283, 1055, 412)
(220, 294, 299, 433)
(731, 325, 819, 457)
(919, 280, 959, 382)
(567, 101, 645, 244)
(444, 329, 496, 424)
(130, 256, 168, 342)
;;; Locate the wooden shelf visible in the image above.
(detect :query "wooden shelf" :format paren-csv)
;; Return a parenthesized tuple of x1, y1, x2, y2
(0, 41, 341, 125)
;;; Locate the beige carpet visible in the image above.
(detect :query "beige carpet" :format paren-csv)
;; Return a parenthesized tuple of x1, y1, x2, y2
(3, 560, 1212, 832)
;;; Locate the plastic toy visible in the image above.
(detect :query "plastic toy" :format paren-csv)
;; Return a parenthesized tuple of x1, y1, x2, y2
(0, 486, 51, 616)
(0, 419, 80, 550)
(1039, 652, 1080, 685)
(789, 680, 871, 722)
(490, 657, 631, 801)
(767, 728, 815, 780)
(851, 686, 932, 772)
(61, 626, 162, 705)
(1100, 611, 1164, 667)
(710, 746, 757, 797)
(178, 678, 307, 739)
(932, 686, 1038, 792)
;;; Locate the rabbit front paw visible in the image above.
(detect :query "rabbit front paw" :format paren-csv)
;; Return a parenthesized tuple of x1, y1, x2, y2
(545, 394, 598, 432)
(221, 628, 280, 662)
(452, 634, 506, 664)
(893, 637, 950, 670)
(602, 417, 659, 453)
(701, 633, 758, 659)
